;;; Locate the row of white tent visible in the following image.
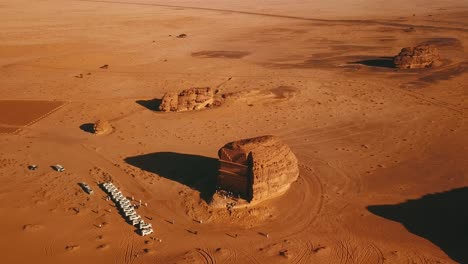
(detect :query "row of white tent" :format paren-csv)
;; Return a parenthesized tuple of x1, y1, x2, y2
(102, 182, 153, 236)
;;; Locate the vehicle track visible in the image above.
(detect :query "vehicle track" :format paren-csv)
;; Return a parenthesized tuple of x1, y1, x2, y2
(115, 233, 137, 264)
(332, 240, 385, 264)
(236, 247, 261, 264)
(397, 86, 466, 115)
(76, 0, 468, 33)
(195, 248, 215, 264)
(279, 123, 361, 142)
(291, 240, 314, 264)
(43, 240, 54, 257)
(402, 250, 448, 264)
(213, 247, 238, 264)
(270, 163, 323, 240)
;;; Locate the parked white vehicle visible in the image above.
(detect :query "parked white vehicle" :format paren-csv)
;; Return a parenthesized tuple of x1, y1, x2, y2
(121, 204, 132, 209)
(124, 211, 135, 216)
(123, 208, 135, 213)
(139, 223, 152, 230)
(101, 182, 154, 237)
(141, 228, 153, 236)
(79, 182, 94, 194)
(129, 215, 141, 221)
(53, 164, 65, 172)
(121, 203, 131, 209)
(125, 211, 136, 217)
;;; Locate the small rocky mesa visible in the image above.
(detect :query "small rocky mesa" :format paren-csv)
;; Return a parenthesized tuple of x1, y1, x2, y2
(159, 87, 219, 112)
(93, 119, 112, 135)
(214, 135, 299, 205)
(393, 45, 441, 69)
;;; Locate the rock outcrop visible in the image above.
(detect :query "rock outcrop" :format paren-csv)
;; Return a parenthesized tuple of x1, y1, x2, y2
(217, 135, 299, 203)
(393, 45, 441, 69)
(93, 119, 112, 135)
(159, 92, 179, 112)
(159, 87, 214, 112)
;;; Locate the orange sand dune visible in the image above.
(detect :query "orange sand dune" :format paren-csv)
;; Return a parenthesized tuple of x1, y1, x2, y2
(0, 0, 467, 263)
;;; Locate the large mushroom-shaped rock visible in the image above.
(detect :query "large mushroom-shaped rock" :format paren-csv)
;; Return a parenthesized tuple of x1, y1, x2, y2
(93, 119, 112, 135)
(217, 135, 299, 203)
(393, 45, 441, 69)
(159, 87, 214, 112)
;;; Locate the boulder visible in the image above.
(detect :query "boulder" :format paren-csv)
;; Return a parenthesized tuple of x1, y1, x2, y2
(393, 45, 441, 69)
(93, 119, 112, 135)
(159, 92, 179, 112)
(159, 87, 214, 112)
(218, 135, 299, 202)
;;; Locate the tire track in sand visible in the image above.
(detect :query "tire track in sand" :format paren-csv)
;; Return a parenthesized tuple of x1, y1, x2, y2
(195, 248, 215, 264)
(332, 239, 384, 264)
(290, 240, 314, 264)
(268, 163, 323, 240)
(114, 233, 137, 264)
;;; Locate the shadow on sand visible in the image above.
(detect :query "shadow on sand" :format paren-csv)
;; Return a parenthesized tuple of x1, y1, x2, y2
(124, 152, 219, 203)
(367, 187, 468, 263)
(349, 57, 395, 68)
(136, 99, 162, 111)
(79, 123, 94, 133)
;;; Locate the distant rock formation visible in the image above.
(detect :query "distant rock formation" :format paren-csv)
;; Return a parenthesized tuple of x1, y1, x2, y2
(217, 135, 299, 203)
(393, 45, 441, 69)
(93, 119, 112, 135)
(159, 87, 214, 112)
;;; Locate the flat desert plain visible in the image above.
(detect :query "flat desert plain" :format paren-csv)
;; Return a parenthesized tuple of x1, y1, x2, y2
(0, 0, 467, 263)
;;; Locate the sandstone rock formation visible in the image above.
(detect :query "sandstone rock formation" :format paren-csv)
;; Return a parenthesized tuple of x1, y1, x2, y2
(159, 92, 179, 112)
(93, 119, 112, 135)
(393, 45, 441, 69)
(217, 135, 299, 203)
(159, 87, 214, 112)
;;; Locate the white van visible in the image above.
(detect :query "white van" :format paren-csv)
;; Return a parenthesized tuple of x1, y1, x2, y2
(53, 165, 65, 172)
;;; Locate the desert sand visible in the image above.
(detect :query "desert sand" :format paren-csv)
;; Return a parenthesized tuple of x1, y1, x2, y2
(0, 0, 467, 263)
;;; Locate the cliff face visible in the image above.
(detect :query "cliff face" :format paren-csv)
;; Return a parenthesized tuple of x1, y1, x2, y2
(218, 135, 299, 202)
(393, 45, 441, 69)
(159, 87, 214, 112)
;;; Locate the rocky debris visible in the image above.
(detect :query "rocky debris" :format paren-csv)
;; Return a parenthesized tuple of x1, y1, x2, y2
(159, 87, 215, 112)
(312, 245, 327, 253)
(93, 119, 112, 135)
(143, 248, 153, 254)
(279, 250, 290, 258)
(218, 135, 299, 202)
(96, 244, 109, 250)
(65, 245, 80, 251)
(393, 45, 441, 69)
(22, 224, 44, 232)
